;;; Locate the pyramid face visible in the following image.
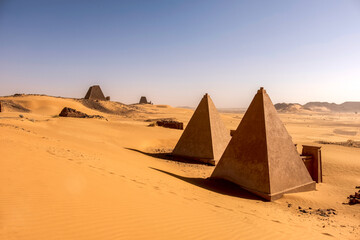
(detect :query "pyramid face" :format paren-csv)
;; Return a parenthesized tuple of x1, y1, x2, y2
(172, 94, 230, 165)
(84, 85, 106, 101)
(211, 88, 315, 200)
(208, 97, 232, 161)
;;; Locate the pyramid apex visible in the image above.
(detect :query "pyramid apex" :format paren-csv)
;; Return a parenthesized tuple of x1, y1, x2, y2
(257, 87, 266, 94)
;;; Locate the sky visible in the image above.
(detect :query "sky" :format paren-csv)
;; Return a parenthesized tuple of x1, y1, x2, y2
(0, 0, 359, 108)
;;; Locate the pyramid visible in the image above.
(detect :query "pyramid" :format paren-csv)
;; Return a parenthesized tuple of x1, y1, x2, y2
(172, 94, 231, 165)
(211, 88, 315, 200)
(139, 96, 149, 104)
(84, 85, 106, 101)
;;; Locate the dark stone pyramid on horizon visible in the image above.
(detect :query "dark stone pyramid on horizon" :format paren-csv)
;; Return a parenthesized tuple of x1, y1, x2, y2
(172, 93, 231, 165)
(84, 85, 106, 101)
(211, 87, 315, 201)
(139, 96, 151, 104)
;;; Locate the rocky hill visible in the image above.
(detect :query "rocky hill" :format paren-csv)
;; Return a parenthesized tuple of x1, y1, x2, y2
(275, 101, 360, 113)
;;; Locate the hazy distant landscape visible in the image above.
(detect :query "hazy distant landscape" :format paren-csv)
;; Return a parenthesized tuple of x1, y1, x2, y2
(275, 101, 360, 113)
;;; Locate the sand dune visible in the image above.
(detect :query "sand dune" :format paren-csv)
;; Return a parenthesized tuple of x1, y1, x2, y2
(1, 95, 359, 240)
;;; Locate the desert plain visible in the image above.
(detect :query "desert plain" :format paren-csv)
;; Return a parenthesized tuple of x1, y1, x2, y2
(0, 94, 359, 240)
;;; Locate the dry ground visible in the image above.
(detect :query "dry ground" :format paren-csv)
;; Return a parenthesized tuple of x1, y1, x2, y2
(1, 95, 359, 240)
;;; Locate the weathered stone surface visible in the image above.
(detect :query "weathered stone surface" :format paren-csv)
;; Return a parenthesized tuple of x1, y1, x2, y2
(84, 85, 106, 101)
(348, 189, 360, 205)
(145, 118, 174, 122)
(156, 120, 183, 130)
(211, 88, 315, 201)
(172, 93, 231, 165)
(59, 107, 104, 119)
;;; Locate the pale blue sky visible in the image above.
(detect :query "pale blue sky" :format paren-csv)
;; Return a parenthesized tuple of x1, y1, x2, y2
(0, 0, 359, 107)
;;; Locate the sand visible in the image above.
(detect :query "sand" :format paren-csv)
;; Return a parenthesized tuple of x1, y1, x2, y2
(1, 95, 359, 240)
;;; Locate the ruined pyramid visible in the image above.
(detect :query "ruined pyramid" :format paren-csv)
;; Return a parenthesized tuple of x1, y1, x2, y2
(211, 88, 315, 200)
(84, 85, 106, 101)
(139, 96, 149, 104)
(172, 94, 231, 165)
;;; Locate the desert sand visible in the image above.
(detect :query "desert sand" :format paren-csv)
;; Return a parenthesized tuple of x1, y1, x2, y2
(1, 95, 359, 240)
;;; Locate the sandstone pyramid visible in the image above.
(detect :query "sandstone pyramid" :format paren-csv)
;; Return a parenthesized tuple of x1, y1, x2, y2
(211, 88, 315, 200)
(172, 94, 230, 165)
(84, 85, 106, 101)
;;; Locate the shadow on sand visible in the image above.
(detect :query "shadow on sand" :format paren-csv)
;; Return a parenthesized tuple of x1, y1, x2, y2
(149, 167, 262, 201)
(124, 147, 210, 165)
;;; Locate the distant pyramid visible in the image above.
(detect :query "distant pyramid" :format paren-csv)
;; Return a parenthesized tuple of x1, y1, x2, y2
(84, 85, 106, 101)
(139, 96, 150, 104)
(211, 88, 315, 200)
(172, 93, 230, 165)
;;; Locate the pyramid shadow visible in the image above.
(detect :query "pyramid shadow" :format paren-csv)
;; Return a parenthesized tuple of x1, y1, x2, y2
(149, 167, 262, 201)
(125, 147, 211, 165)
